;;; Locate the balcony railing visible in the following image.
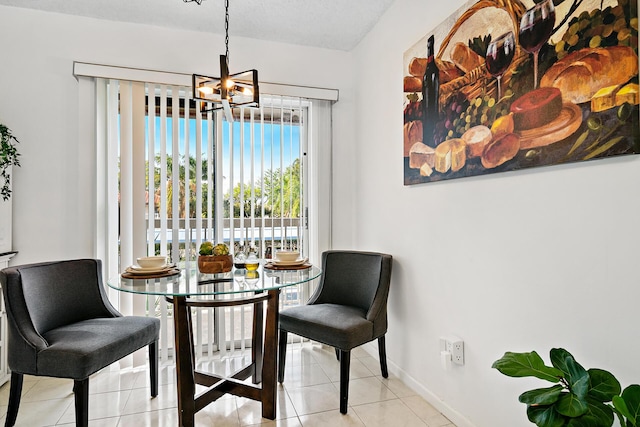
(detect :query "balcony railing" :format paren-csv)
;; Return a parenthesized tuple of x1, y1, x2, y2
(148, 217, 303, 262)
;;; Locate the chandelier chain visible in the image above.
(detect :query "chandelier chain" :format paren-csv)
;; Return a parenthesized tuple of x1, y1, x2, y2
(224, 0, 230, 67)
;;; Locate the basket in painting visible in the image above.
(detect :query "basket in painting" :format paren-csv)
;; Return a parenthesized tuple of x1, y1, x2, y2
(436, 0, 530, 107)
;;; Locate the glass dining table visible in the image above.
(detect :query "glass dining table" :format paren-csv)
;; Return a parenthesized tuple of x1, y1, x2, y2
(108, 263, 322, 427)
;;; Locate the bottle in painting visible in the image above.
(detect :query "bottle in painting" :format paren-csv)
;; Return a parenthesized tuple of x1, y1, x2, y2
(422, 35, 440, 147)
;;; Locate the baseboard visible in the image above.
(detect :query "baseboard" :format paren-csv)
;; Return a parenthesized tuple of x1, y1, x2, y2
(361, 342, 476, 427)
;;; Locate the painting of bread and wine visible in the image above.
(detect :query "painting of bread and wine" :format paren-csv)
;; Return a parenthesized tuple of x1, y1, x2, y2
(403, 0, 639, 185)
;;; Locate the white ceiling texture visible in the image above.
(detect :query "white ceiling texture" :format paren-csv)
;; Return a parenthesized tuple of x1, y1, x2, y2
(0, 0, 396, 51)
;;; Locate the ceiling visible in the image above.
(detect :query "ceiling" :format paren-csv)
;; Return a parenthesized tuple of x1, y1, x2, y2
(0, 0, 396, 51)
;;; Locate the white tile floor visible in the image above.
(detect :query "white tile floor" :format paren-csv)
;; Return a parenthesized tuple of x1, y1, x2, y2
(0, 342, 456, 426)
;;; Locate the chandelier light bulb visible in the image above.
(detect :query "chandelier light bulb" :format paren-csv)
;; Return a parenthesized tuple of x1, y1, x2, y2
(197, 86, 214, 95)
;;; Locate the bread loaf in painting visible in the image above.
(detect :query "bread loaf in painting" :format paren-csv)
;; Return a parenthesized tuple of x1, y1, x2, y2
(406, 57, 463, 89)
(436, 59, 463, 83)
(462, 125, 492, 158)
(404, 76, 422, 93)
(408, 57, 428, 77)
(404, 120, 423, 156)
(450, 42, 484, 74)
(540, 46, 638, 104)
(481, 133, 520, 169)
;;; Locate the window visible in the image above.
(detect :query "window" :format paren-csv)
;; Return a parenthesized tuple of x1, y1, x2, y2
(105, 82, 308, 268)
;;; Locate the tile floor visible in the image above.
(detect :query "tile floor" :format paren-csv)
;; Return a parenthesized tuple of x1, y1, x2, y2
(0, 342, 456, 426)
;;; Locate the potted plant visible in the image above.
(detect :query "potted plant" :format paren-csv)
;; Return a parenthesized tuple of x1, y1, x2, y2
(493, 348, 639, 427)
(0, 123, 21, 201)
(197, 242, 232, 273)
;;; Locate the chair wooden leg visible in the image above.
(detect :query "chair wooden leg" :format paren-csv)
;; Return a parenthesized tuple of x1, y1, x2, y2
(378, 336, 389, 378)
(149, 340, 159, 397)
(339, 350, 351, 414)
(335, 348, 340, 360)
(277, 329, 288, 383)
(73, 379, 89, 427)
(5, 372, 23, 427)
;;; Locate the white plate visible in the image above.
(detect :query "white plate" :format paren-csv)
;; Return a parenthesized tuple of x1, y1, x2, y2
(124, 268, 175, 276)
(128, 264, 170, 272)
(272, 258, 308, 266)
(123, 268, 179, 277)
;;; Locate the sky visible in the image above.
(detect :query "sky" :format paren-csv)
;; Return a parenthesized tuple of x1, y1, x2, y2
(145, 117, 301, 188)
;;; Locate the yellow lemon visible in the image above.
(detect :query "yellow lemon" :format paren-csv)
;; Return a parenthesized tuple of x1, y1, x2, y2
(490, 113, 515, 136)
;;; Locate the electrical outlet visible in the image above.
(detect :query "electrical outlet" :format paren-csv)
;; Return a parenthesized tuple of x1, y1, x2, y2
(451, 339, 464, 365)
(440, 336, 464, 366)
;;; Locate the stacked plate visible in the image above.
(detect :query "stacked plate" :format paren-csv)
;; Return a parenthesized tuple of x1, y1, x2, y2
(270, 257, 308, 267)
(123, 263, 178, 277)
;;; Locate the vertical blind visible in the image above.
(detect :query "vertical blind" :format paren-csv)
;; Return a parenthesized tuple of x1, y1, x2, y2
(97, 80, 309, 268)
(96, 78, 316, 362)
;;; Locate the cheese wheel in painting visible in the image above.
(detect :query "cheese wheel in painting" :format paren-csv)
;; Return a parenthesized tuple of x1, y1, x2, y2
(409, 142, 436, 169)
(435, 138, 466, 173)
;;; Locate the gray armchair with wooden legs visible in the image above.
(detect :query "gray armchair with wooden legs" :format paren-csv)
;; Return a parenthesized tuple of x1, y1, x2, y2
(0, 259, 160, 427)
(278, 250, 393, 414)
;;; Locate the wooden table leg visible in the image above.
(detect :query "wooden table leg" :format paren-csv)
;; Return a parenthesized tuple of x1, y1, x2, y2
(173, 296, 196, 427)
(252, 296, 264, 384)
(261, 289, 280, 419)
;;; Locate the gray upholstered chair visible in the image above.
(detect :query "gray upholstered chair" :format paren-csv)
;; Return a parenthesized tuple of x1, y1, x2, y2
(0, 259, 160, 427)
(278, 250, 393, 414)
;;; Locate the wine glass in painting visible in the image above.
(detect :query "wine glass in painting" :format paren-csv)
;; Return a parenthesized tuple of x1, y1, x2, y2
(486, 31, 516, 100)
(519, 0, 556, 88)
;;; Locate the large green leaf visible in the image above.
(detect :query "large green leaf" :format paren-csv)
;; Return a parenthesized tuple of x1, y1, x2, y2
(572, 397, 614, 427)
(621, 385, 640, 426)
(565, 415, 600, 427)
(587, 369, 621, 402)
(520, 385, 565, 405)
(550, 348, 576, 375)
(613, 396, 632, 423)
(493, 352, 564, 382)
(550, 349, 589, 399)
(556, 392, 589, 417)
(527, 404, 566, 427)
(624, 385, 640, 426)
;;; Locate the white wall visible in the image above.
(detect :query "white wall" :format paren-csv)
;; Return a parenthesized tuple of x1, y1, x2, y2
(2, 2, 639, 426)
(348, 0, 640, 426)
(0, 5, 355, 265)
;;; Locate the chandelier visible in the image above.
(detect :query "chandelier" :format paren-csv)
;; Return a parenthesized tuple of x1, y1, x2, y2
(187, 0, 260, 122)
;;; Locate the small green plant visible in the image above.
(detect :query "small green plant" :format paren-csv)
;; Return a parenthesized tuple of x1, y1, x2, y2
(0, 123, 21, 201)
(198, 242, 229, 256)
(493, 348, 639, 427)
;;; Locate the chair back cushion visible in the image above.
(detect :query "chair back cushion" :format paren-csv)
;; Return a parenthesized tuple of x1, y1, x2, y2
(6, 259, 116, 335)
(312, 251, 391, 313)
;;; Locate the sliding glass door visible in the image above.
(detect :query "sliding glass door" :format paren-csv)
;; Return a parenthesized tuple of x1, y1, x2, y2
(96, 79, 315, 359)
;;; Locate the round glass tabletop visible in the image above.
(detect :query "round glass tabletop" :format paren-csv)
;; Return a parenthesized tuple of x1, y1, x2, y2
(108, 263, 322, 297)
